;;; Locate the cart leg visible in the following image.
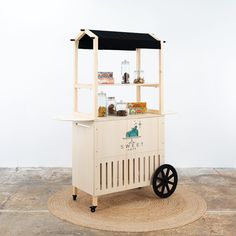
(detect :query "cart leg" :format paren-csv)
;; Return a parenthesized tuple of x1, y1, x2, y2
(72, 186, 78, 201)
(90, 196, 98, 213)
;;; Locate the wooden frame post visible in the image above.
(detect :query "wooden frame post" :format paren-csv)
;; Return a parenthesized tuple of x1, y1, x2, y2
(72, 30, 86, 198)
(72, 186, 78, 195)
(93, 37, 99, 119)
(159, 42, 164, 114)
(136, 48, 141, 102)
(73, 30, 86, 113)
(74, 40, 79, 112)
(92, 196, 98, 206)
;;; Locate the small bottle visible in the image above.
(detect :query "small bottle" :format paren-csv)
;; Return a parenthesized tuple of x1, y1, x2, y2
(107, 97, 117, 115)
(98, 91, 107, 117)
(121, 60, 130, 84)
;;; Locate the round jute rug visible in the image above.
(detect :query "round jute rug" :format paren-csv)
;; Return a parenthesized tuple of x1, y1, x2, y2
(48, 186, 207, 232)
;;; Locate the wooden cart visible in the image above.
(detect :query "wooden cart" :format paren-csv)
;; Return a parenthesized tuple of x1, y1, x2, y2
(61, 29, 178, 212)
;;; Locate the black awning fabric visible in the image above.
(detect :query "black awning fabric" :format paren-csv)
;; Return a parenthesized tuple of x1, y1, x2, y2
(78, 30, 161, 51)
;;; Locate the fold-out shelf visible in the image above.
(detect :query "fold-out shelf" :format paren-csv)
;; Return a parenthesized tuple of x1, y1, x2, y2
(56, 112, 94, 121)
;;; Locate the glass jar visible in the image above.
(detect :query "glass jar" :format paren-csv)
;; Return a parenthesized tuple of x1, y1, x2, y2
(98, 91, 107, 117)
(116, 100, 128, 116)
(107, 97, 117, 116)
(133, 70, 144, 84)
(121, 60, 130, 84)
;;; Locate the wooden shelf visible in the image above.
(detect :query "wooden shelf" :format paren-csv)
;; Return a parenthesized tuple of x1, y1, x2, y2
(56, 112, 173, 122)
(96, 113, 164, 122)
(75, 83, 159, 89)
(56, 112, 94, 122)
(98, 83, 159, 87)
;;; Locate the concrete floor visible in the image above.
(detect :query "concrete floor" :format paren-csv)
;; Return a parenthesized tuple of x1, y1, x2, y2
(0, 168, 235, 236)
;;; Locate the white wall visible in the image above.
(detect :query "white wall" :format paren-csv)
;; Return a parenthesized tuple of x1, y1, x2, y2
(0, 0, 236, 167)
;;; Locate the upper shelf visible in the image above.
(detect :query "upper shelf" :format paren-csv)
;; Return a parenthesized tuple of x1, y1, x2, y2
(75, 83, 159, 89)
(99, 83, 159, 87)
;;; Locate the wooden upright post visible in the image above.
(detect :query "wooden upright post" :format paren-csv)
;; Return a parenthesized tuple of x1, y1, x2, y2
(136, 48, 141, 102)
(93, 37, 99, 118)
(72, 41, 79, 197)
(159, 42, 164, 114)
(74, 40, 79, 112)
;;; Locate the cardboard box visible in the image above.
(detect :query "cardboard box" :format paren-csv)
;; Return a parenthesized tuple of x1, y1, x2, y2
(98, 72, 114, 84)
(127, 102, 147, 114)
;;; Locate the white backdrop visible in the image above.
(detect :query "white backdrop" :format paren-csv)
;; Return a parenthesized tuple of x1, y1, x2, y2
(0, 0, 236, 167)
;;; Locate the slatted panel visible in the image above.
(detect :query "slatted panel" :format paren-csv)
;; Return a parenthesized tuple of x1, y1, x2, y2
(107, 161, 112, 189)
(133, 159, 136, 184)
(122, 159, 125, 186)
(153, 155, 156, 171)
(105, 162, 108, 189)
(124, 158, 128, 186)
(127, 159, 130, 185)
(130, 158, 133, 185)
(145, 156, 149, 181)
(111, 161, 114, 188)
(150, 155, 154, 180)
(102, 162, 106, 190)
(154, 154, 159, 170)
(142, 156, 145, 182)
(95, 152, 161, 195)
(135, 158, 139, 183)
(119, 160, 123, 187)
(113, 160, 117, 188)
(160, 152, 164, 165)
(148, 156, 151, 180)
(99, 163, 102, 190)
(138, 158, 141, 183)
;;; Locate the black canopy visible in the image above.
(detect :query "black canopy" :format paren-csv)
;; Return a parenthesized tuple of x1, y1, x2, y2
(78, 29, 161, 51)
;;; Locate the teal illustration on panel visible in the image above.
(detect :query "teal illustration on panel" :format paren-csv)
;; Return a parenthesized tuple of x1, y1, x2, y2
(121, 121, 143, 151)
(126, 125, 139, 138)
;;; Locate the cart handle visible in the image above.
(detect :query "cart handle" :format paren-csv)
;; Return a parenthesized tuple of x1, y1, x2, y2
(75, 123, 90, 128)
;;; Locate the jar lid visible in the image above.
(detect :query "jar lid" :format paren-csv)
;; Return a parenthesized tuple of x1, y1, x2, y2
(122, 59, 129, 64)
(117, 100, 126, 104)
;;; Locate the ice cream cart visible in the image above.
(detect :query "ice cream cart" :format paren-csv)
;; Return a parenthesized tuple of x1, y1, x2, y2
(61, 29, 178, 212)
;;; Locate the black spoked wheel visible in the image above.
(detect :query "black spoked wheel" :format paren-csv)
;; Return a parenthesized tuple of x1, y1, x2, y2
(152, 164, 178, 198)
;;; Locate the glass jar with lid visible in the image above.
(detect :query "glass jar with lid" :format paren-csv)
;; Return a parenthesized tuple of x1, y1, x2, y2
(121, 60, 130, 84)
(116, 100, 128, 116)
(98, 91, 107, 117)
(107, 97, 117, 116)
(133, 70, 144, 84)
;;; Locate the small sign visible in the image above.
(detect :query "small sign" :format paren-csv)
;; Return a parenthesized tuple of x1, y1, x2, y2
(121, 121, 144, 151)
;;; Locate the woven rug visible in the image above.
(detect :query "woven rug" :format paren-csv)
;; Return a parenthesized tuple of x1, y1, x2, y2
(48, 186, 207, 232)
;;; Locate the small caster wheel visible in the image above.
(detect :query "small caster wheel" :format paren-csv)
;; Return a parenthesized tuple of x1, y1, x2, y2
(152, 164, 178, 198)
(90, 206, 97, 213)
(72, 195, 77, 201)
